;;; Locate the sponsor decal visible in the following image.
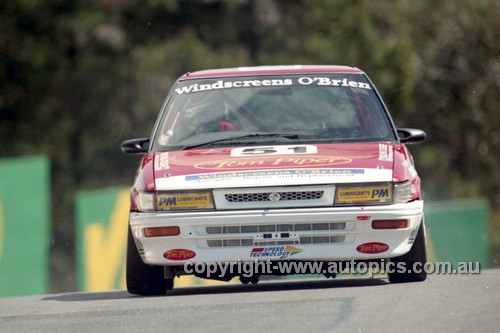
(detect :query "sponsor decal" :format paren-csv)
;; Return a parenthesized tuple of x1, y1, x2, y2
(337, 185, 391, 203)
(408, 165, 418, 178)
(186, 168, 363, 181)
(297, 77, 371, 89)
(402, 161, 417, 178)
(356, 242, 389, 254)
(175, 79, 293, 95)
(154, 152, 170, 170)
(163, 249, 196, 260)
(175, 77, 371, 95)
(250, 245, 303, 259)
(231, 145, 317, 157)
(157, 193, 212, 209)
(378, 144, 393, 161)
(194, 156, 352, 170)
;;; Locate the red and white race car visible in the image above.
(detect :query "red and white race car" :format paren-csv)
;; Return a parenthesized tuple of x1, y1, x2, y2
(122, 65, 427, 295)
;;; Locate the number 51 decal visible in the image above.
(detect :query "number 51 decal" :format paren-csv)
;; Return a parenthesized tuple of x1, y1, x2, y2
(231, 145, 317, 156)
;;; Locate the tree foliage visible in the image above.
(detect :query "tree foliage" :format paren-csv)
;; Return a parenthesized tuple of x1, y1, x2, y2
(0, 0, 498, 291)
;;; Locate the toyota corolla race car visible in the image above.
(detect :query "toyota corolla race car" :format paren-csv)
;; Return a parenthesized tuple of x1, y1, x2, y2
(122, 65, 427, 295)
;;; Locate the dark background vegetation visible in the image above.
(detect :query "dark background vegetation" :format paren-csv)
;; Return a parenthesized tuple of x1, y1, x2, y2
(1, 0, 498, 292)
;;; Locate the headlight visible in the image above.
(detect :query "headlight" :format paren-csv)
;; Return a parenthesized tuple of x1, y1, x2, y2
(156, 191, 214, 210)
(335, 183, 392, 205)
(136, 191, 156, 212)
(393, 181, 412, 204)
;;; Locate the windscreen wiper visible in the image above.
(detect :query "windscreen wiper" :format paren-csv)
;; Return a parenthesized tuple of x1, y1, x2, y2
(181, 133, 299, 150)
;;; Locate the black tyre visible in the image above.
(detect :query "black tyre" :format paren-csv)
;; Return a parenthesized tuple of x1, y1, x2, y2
(388, 220, 427, 283)
(126, 226, 173, 295)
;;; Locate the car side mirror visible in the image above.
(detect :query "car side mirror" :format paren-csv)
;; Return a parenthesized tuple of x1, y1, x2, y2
(397, 128, 426, 145)
(121, 138, 150, 154)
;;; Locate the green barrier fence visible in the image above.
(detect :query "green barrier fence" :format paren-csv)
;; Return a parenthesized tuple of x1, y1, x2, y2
(0, 156, 50, 297)
(76, 188, 129, 291)
(425, 199, 489, 267)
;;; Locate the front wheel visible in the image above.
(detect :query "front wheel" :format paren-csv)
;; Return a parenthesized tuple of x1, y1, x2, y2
(126, 226, 173, 295)
(388, 220, 428, 283)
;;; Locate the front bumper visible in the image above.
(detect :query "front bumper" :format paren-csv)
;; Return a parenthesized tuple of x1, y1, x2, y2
(129, 200, 424, 265)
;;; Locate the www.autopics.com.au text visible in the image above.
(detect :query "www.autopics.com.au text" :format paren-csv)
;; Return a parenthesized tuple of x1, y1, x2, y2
(183, 259, 480, 278)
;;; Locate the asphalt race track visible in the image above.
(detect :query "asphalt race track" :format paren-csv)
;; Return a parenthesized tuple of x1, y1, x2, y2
(1, 269, 499, 333)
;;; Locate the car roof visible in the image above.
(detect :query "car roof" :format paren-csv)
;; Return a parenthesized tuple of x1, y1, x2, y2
(180, 65, 363, 80)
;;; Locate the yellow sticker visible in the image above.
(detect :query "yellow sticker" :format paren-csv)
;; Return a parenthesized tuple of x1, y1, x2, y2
(337, 186, 391, 203)
(157, 193, 212, 209)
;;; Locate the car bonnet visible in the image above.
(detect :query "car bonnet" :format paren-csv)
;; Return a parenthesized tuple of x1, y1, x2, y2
(153, 142, 395, 191)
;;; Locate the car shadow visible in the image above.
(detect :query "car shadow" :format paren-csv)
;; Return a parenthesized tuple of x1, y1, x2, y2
(42, 277, 388, 302)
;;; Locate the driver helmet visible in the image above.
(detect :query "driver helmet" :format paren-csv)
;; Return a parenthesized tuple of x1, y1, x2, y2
(182, 98, 226, 133)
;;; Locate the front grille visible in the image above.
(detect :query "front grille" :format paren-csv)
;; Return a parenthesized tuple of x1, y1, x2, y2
(203, 222, 349, 247)
(300, 235, 346, 244)
(206, 222, 346, 235)
(207, 239, 254, 247)
(206, 235, 346, 247)
(225, 190, 324, 203)
(213, 185, 335, 210)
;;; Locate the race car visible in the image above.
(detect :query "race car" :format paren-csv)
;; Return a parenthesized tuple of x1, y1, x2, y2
(122, 65, 427, 295)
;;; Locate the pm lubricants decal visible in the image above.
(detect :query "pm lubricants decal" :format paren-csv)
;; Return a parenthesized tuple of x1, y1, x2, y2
(174, 77, 371, 95)
(194, 155, 352, 170)
(336, 185, 392, 203)
(250, 246, 303, 259)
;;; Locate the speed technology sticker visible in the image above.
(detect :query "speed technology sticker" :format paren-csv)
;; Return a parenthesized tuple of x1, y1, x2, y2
(250, 246, 303, 259)
(174, 77, 372, 95)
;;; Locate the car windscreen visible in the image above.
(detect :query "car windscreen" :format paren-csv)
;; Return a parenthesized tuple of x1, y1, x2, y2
(152, 74, 397, 151)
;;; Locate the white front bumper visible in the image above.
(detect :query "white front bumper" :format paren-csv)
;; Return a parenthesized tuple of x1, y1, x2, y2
(129, 200, 423, 265)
